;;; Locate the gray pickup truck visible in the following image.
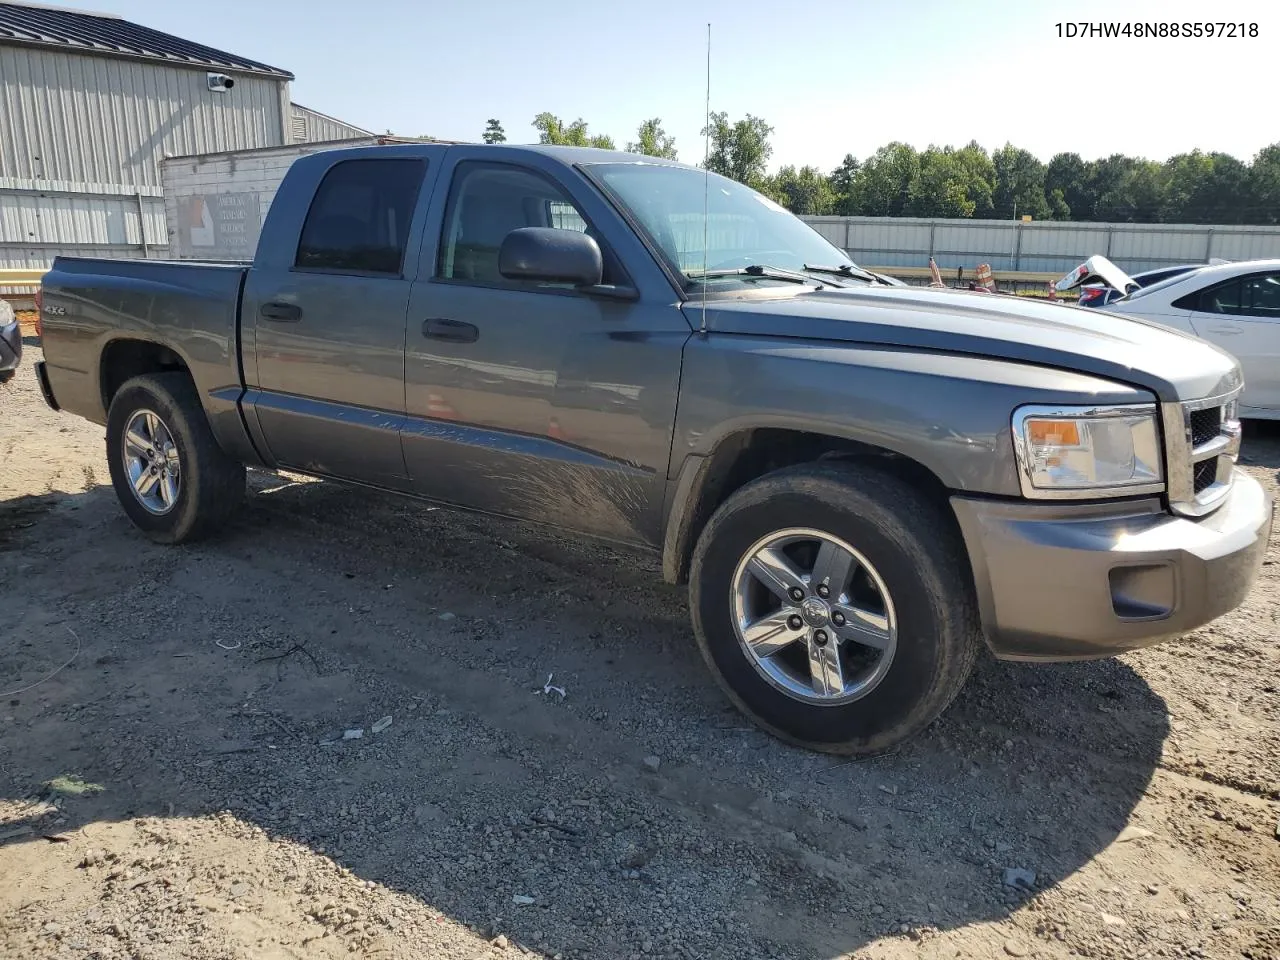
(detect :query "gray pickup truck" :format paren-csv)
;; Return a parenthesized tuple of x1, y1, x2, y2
(35, 143, 1274, 754)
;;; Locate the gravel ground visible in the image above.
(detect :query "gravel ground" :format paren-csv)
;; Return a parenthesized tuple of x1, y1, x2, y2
(2, 342, 1279, 960)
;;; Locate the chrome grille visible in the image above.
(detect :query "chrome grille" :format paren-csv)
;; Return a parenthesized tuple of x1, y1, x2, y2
(1193, 459, 1218, 494)
(1189, 407, 1222, 448)
(1160, 392, 1241, 517)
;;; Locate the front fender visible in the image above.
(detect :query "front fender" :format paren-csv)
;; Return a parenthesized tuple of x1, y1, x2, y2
(660, 335, 1155, 583)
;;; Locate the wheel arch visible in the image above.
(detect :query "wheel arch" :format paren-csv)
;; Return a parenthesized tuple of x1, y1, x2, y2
(661, 425, 959, 586)
(99, 337, 195, 417)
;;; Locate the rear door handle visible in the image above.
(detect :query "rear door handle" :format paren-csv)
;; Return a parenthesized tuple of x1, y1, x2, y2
(260, 302, 302, 323)
(423, 318, 479, 343)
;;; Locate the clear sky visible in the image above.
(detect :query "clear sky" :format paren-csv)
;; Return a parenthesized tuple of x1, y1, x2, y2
(44, 0, 1277, 172)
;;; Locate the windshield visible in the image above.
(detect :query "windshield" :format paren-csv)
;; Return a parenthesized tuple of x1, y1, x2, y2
(586, 162, 859, 289)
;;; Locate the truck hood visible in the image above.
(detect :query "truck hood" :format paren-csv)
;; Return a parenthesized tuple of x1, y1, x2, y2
(689, 285, 1240, 402)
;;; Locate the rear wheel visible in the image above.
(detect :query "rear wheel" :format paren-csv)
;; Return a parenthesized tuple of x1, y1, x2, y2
(689, 461, 981, 754)
(105, 372, 245, 543)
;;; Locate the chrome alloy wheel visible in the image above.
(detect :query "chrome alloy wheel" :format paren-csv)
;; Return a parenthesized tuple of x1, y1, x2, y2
(122, 409, 181, 515)
(730, 528, 898, 704)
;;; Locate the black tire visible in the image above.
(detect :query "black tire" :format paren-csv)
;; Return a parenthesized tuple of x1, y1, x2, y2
(105, 372, 245, 544)
(689, 461, 981, 755)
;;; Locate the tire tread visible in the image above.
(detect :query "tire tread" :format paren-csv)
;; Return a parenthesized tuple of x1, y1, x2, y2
(106, 372, 245, 543)
(690, 460, 982, 755)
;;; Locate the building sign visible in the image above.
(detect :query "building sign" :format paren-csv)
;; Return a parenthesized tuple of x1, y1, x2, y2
(178, 192, 263, 258)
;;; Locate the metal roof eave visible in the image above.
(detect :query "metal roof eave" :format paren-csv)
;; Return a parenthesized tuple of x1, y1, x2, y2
(0, 34, 294, 78)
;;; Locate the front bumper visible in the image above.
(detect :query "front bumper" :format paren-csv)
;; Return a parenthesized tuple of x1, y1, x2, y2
(0, 318, 20, 382)
(952, 469, 1274, 661)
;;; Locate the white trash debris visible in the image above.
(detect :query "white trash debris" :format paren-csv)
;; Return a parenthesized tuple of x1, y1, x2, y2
(512, 894, 535, 905)
(371, 716, 393, 734)
(542, 673, 566, 700)
(342, 729, 364, 740)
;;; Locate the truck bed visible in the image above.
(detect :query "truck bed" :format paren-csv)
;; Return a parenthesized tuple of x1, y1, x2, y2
(39, 256, 254, 461)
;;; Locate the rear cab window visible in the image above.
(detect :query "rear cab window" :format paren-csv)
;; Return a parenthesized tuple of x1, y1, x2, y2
(295, 159, 426, 276)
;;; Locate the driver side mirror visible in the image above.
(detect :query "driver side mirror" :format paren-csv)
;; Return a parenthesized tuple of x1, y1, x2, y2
(498, 227, 603, 288)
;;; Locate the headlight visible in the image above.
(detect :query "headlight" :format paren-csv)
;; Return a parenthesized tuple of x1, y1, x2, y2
(1012, 404, 1164, 499)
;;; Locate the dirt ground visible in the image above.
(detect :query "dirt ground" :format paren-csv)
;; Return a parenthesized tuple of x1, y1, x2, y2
(2, 342, 1278, 960)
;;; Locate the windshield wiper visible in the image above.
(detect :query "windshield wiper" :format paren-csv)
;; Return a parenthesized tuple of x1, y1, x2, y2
(802, 263, 881, 284)
(686, 264, 818, 286)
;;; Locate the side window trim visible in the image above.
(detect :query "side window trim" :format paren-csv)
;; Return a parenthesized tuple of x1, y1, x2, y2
(434, 159, 625, 295)
(293, 158, 428, 278)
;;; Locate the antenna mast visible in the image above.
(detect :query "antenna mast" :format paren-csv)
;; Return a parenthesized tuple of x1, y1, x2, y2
(700, 22, 711, 336)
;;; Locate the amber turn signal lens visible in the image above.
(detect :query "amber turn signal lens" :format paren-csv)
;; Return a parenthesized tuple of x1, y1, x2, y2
(1025, 419, 1081, 447)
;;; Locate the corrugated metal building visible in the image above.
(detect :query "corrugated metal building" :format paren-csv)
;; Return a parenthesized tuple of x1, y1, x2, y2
(290, 103, 373, 145)
(0, 0, 367, 271)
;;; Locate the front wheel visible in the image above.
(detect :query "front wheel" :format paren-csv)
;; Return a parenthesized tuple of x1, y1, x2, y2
(689, 462, 981, 754)
(105, 372, 245, 544)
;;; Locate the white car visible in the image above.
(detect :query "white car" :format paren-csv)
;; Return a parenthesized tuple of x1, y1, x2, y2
(1057, 256, 1280, 419)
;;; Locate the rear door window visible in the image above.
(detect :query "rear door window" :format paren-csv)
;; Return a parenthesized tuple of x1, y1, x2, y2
(295, 159, 426, 276)
(1173, 279, 1242, 313)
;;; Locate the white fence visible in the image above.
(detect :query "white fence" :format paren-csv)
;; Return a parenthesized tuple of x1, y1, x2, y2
(800, 216, 1280, 275)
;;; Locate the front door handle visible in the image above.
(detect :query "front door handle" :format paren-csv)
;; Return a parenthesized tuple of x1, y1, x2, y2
(260, 302, 302, 323)
(1206, 325, 1241, 335)
(422, 318, 479, 343)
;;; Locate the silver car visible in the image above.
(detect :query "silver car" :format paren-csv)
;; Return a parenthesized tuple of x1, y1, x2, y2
(0, 299, 22, 385)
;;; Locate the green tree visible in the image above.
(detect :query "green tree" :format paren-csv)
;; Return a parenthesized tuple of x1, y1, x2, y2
(1122, 160, 1167, 222)
(848, 142, 919, 216)
(627, 118, 677, 159)
(770, 165, 836, 215)
(1161, 151, 1249, 223)
(482, 119, 506, 144)
(532, 113, 615, 149)
(1248, 143, 1280, 224)
(907, 146, 979, 218)
(1047, 188, 1071, 220)
(1206, 153, 1251, 223)
(829, 154, 860, 215)
(1087, 154, 1140, 221)
(1160, 151, 1214, 222)
(645, 137, 1280, 225)
(1045, 152, 1091, 220)
(954, 141, 996, 217)
(701, 112, 774, 189)
(992, 144, 1050, 219)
